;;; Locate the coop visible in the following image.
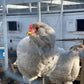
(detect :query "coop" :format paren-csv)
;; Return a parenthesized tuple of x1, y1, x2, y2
(0, 0, 84, 84)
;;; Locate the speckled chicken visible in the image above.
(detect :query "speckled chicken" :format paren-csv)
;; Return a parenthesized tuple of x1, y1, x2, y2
(17, 23, 59, 84)
(49, 44, 83, 84)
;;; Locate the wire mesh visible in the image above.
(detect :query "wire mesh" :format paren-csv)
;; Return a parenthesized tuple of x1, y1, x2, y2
(0, 0, 83, 84)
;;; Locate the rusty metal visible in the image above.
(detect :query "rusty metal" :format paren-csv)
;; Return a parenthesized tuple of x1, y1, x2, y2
(56, 38, 84, 41)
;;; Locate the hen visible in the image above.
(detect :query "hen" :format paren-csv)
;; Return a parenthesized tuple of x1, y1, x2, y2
(49, 44, 83, 84)
(17, 23, 58, 84)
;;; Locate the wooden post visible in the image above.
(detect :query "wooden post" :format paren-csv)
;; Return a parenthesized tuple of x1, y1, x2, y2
(80, 59, 84, 84)
(80, 40, 84, 84)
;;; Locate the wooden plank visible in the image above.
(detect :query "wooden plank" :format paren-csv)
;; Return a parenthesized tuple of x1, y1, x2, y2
(80, 59, 84, 84)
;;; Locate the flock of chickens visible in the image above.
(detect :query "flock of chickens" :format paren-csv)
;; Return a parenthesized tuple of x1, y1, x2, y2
(16, 22, 84, 84)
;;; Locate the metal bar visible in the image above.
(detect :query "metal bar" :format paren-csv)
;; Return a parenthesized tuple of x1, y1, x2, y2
(60, 0, 63, 46)
(56, 38, 84, 41)
(38, 2, 41, 22)
(47, 3, 49, 11)
(60, 0, 63, 35)
(6, 0, 51, 4)
(2, 1, 28, 83)
(29, 3, 32, 13)
(3, 0, 8, 70)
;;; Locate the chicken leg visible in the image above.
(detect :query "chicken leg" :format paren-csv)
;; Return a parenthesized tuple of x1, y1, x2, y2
(42, 76, 45, 84)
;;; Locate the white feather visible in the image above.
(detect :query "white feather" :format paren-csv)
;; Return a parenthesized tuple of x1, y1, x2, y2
(17, 23, 58, 82)
(49, 44, 80, 84)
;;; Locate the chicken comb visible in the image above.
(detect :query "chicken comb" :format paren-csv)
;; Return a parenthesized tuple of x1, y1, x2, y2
(29, 24, 33, 32)
(81, 44, 84, 48)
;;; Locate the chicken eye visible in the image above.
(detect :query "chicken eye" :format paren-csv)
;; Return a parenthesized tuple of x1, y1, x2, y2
(36, 27, 39, 31)
(35, 26, 40, 31)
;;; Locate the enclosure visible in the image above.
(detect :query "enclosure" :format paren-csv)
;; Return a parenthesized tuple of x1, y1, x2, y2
(0, 0, 84, 84)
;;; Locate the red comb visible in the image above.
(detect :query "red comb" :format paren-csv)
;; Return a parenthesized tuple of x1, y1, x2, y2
(28, 24, 33, 32)
(78, 44, 84, 52)
(82, 44, 84, 48)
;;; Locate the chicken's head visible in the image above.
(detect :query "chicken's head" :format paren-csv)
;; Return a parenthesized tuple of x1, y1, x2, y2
(26, 23, 40, 35)
(69, 43, 84, 52)
(26, 22, 56, 48)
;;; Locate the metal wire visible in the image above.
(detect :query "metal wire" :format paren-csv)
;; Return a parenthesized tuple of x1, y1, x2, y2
(2, 0, 28, 83)
(3, 0, 8, 70)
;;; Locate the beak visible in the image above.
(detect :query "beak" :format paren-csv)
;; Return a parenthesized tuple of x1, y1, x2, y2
(26, 32, 32, 36)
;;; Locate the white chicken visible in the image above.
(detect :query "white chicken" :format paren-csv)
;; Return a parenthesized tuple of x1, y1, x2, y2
(49, 44, 83, 84)
(17, 22, 59, 84)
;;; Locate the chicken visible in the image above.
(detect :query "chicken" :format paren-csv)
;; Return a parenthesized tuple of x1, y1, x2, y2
(49, 44, 83, 84)
(17, 23, 59, 84)
(79, 44, 84, 84)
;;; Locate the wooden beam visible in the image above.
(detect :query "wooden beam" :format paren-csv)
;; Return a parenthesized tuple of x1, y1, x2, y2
(80, 59, 84, 84)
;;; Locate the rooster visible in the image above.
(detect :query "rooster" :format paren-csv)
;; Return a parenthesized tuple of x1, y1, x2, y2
(17, 23, 59, 84)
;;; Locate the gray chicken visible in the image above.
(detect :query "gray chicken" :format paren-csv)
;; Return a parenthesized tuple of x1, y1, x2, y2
(17, 23, 59, 84)
(49, 44, 83, 84)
